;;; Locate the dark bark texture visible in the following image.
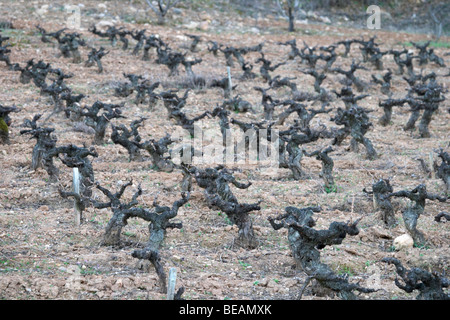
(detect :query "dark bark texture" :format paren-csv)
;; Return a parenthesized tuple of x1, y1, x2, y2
(382, 257, 449, 300)
(269, 206, 376, 299)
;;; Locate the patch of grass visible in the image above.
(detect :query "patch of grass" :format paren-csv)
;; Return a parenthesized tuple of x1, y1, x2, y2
(123, 231, 137, 237)
(388, 243, 398, 252)
(336, 265, 355, 277)
(325, 184, 338, 194)
(414, 243, 431, 250)
(401, 40, 450, 49)
(238, 260, 251, 269)
(1, 28, 32, 48)
(217, 211, 232, 225)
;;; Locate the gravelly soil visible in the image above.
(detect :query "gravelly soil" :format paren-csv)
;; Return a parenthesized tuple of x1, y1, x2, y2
(0, 1, 448, 300)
